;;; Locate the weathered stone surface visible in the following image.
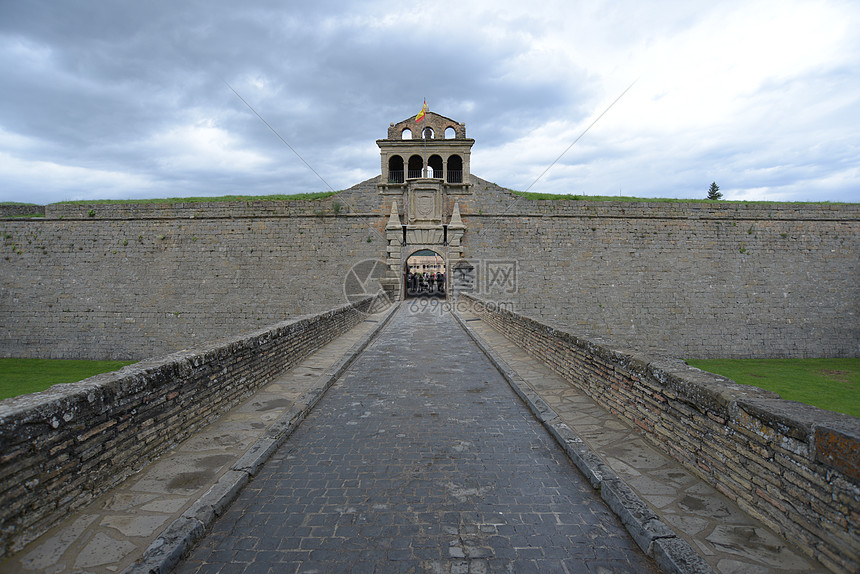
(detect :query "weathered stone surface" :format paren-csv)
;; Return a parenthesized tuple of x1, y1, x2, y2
(74, 532, 137, 570)
(653, 536, 717, 574)
(0, 205, 387, 360)
(458, 190, 859, 360)
(181, 470, 249, 526)
(174, 305, 659, 574)
(814, 422, 860, 483)
(124, 516, 205, 574)
(2, 177, 857, 362)
(600, 477, 677, 553)
(230, 437, 279, 476)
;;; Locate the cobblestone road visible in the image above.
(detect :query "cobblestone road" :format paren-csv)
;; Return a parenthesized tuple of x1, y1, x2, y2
(176, 303, 658, 573)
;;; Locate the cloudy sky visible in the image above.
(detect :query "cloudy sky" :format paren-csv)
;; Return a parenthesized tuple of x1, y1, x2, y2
(1, 0, 858, 204)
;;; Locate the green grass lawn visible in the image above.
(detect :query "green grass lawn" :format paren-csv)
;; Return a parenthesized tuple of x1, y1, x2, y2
(3, 357, 856, 417)
(685, 358, 859, 418)
(0, 358, 136, 401)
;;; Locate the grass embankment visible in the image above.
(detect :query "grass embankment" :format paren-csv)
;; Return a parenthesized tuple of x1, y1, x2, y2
(11, 191, 854, 206)
(510, 191, 853, 204)
(513, 191, 720, 202)
(0, 358, 136, 401)
(55, 191, 337, 205)
(685, 358, 859, 418)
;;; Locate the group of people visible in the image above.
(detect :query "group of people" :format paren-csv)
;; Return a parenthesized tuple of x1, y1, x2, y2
(406, 271, 446, 296)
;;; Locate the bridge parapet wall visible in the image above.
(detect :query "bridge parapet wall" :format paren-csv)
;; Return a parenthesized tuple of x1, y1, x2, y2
(461, 293, 859, 573)
(0, 296, 383, 558)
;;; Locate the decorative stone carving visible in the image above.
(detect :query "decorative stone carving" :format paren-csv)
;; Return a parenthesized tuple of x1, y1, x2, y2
(379, 200, 405, 299)
(405, 228, 444, 245)
(408, 183, 443, 224)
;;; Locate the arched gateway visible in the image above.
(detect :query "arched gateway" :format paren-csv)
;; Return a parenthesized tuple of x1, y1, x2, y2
(376, 111, 474, 300)
(404, 249, 446, 298)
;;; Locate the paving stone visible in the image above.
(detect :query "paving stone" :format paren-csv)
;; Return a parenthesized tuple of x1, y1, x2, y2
(16, 515, 99, 571)
(175, 305, 658, 573)
(100, 514, 171, 538)
(74, 532, 137, 569)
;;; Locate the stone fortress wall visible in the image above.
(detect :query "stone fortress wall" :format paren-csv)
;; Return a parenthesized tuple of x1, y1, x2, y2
(1, 198, 386, 360)
(1, 177, 858, 360)
(0, 205, 45, 218)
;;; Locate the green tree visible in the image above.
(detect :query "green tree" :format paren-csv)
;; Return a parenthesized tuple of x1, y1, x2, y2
(707, 181, 722, 200)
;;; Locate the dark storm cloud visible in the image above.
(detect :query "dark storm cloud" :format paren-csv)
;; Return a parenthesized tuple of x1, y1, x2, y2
(0, 0, 858, 203)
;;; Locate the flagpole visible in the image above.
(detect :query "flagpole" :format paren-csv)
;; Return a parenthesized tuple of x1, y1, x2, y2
(415, 98, 428, 176)
(423, 97, 427, 177)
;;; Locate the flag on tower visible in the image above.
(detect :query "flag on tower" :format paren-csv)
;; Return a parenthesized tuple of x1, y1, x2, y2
(415, 99, 427, 122)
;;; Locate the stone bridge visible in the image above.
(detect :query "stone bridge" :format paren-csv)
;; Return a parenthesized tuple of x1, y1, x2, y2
(1, 297, 856, 573)
(1, 110, 858, 573)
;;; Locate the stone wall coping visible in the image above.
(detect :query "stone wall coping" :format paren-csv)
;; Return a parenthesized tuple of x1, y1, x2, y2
(42, 199, 351, 220)
(16, 213, 383, 222)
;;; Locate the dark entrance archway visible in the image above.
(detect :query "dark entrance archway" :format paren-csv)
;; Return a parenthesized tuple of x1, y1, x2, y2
(404, 249, 446, 298)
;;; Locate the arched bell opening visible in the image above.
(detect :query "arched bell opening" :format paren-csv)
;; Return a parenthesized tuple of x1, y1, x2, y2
(428, 155, 443, 179)
(404, 249, 446, 299)
(447, 154, 463, 183)
(388, 155, 404, 184)
(407, 155, 424, 180)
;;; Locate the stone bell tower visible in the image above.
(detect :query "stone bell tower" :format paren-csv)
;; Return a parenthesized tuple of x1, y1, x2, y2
(376, 111, 474, 298)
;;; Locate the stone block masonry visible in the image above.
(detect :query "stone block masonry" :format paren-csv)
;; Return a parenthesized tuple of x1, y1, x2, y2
(1, 210, 386, 359)
(0, 295, 383, 558)
(0, 205, 45, 218)
(460, 196, 860, 358)
(461, 293, 859, 573)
